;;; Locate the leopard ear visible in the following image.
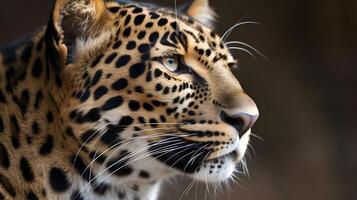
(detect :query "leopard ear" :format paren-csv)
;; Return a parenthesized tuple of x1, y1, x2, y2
(46, 0, 110, 66)
(180, 0, 217, 29)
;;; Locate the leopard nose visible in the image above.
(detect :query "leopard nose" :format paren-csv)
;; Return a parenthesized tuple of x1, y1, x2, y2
(220, 111, 258, 138)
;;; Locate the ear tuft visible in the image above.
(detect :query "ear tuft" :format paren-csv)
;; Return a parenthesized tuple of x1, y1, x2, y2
(181, 0, 217, 29)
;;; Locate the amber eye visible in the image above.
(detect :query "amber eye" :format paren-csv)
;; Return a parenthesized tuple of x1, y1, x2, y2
(162, 57, 179, 72)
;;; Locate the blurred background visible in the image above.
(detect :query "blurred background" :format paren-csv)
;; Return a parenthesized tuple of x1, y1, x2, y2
(1, 0, 356, 200)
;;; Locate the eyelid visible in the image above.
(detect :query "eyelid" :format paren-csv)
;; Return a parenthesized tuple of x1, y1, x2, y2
(152, 53, 183, 62)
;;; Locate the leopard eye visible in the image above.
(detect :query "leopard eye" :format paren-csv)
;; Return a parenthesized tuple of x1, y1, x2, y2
(162, 57, 179, 72)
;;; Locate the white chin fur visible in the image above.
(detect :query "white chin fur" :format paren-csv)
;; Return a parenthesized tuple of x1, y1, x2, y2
(189, 129, 252, 183)
(192, 157, 236, 183)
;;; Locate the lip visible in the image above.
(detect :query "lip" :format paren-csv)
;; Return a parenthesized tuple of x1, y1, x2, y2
(206, 149, 238, 163)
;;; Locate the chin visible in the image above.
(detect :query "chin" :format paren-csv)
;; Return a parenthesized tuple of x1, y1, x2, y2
(191, 155, 237, 183)
(190, 129, 251, 183)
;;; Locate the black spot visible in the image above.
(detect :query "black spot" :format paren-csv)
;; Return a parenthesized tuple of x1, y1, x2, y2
(158, 18, 168, 26)
(91, 70, 103, 86)
(132, 7, 143, 13)
(91, 54, 104, 67)
(0, 143, 10, 169)
(145, 22, 153, 28)
(81, 129, 98, 143)
(112, 41, 122, 49)
(134, 14, 145, 25)
(139, 170, 150, 179)
(154, 69, 162, 77)
(129, 63, 146, 79)
(10, 115, 20, 149)
(160, 31, 176, 47)
(143, 103, 154, 111)
(101, 96, 124, 111)
(155, 83, 163, 91)
(128, 100, 140, 111)
(100, 125, 120, 146)
(31, 121, 40, 135)
(135, 86, 144, 93)
(149, 118, 158, 127)
(106, 151, 133, 177)
(124, 15, 131, 25)
(20, 157, 34, 182)
(145, 70, 152, 82)
(70, 155, 91, 181)
(39, 135, 53, 155)
(170, 22, 177, 30)
(149, 12, 160, 19)
(26, 191, 39, 200)
(49, 167, 71, 193)
(32, 58, 42, 78)
(120, 10, 127, 16)
(116, 55, 131, 68)
(123, 27, 131, 37)
(137, 31, 146, 39)
(94, 86, 108, 100)
(126, 41, 137, 50)
(163, 87, 170, 95)
(79, 90, 90, 102)
(108, 6, 120, 13)
(46, 111, 54, 123)
(138, 44, 150, 53)
(76, 108, 101, 123)
(112, 78, 128, 90)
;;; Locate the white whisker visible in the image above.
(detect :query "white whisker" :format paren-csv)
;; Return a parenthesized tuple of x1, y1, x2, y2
(221, 21, 261, 41)
(228, 47, 257, 60)
(226, 41, 268, 60)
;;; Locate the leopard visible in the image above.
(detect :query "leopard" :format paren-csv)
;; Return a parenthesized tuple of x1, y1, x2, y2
(0, 0, 259, 199)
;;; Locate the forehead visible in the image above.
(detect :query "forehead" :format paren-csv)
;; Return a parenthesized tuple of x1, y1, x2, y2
(108, 2, 235, 64)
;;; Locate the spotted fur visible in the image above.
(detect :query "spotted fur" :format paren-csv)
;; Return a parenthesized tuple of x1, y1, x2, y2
(0, 0, 258, 199)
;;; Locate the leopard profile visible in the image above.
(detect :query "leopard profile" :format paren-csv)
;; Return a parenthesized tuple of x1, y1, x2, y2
(0, 0, 259, 199)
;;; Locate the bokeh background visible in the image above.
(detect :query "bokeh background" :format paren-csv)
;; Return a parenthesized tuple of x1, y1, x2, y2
(1, 0, 356, 200)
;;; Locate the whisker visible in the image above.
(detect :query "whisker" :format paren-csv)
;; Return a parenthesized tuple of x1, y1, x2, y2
(251, 132, 264, 141)
(84, 132, 192, 177)
(78, 139, 185, 196)
(72, 123, 110, 168)
(221, 21, 261, 41)
(88, 137, 189, 189)
(93, 144, 191, 190)
(228, 47, 257, 60)
(225, 41, 268, 60)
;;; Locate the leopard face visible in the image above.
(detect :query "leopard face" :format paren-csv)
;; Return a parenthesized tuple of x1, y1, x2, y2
(53, 0, 259, 186)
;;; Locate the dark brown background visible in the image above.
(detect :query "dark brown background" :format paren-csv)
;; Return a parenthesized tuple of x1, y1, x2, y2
(1, 0, 356, 200)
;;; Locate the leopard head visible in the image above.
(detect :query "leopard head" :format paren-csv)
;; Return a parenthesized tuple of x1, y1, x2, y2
(48, 0, 259, 185)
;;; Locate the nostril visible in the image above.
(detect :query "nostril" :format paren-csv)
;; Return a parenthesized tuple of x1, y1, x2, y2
(220, 111, 258, 138)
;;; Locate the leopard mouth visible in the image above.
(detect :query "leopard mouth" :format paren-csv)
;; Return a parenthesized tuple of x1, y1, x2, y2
(148, 135, 212, 174)
(148, 133, 240, 174)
